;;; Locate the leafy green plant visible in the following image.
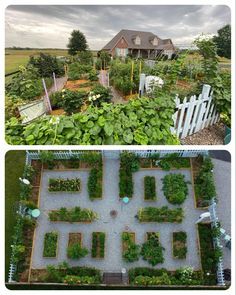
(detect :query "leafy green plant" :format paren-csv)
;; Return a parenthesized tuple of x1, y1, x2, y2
(119, 152, 140, 198)
(173, 231, 187, 259)
(61, 89, 87, 114)
(88, 84, 112, 107)
(162, 174, 188, 204)
(144, 176, 156, 200)
(122, 232, 140, 262)
(48, 206, 98, 222)
(67, 243, 88, 259)
(134, 273, 171, 285)
(43, 232, 58, 257)
(6, 96, 179, 145)
(39, 151, 55, 169)
(28, 53, 64, 77)
(194, 157, 216, 207)
(137, 206, 184, 223)
(141, 235, 165, 266)
(91, 232, 105, 258)
(64, 275, 98, 285)
(88, 168, 102, 200)
(48, 178, 81, 192)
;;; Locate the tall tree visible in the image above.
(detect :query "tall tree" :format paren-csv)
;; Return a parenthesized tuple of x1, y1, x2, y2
(67, 30, 88, 56)
(213, 24, 231, 59)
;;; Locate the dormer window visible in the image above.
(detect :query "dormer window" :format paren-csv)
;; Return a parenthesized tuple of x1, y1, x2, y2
(153, 37, 158, 46)
(134, 36, 141, 45)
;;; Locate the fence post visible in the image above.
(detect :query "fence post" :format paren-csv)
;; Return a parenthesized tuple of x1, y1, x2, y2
(139, 73, 146, 97)
(42, 78, 52, 113)
(201, 84, 211, 98)
(53, 72, 58, 92)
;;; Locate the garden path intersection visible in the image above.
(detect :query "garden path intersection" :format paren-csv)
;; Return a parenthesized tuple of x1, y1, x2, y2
(31, 157, 206, 272)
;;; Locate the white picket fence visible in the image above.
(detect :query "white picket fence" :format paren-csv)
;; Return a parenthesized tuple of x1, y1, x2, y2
(172, 84, 220, 139)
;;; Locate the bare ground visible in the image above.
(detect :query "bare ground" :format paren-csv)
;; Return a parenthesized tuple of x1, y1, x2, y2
(181, 122, 225, 145)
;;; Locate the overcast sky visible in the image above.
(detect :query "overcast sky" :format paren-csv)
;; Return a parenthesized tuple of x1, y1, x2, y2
(5, 5, 231, 49)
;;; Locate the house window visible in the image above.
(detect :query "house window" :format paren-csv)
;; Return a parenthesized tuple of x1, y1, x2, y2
(153, 37, 158, 46)
(134, 36, 141, 45)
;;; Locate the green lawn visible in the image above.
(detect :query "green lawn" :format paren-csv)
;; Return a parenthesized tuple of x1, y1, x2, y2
(5, 48, 69, 75)
(5, 151, 26, 281)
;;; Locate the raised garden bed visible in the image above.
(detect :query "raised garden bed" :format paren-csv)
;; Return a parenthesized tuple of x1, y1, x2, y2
(91, 232, 105, 258)
(119, 152, 140, 198)
(162, 173, 188, 204)
(122, 232, 140, 262)
(172, 231, 187, 259)
(88, 168, 103, 200)
(144, 176, 156, 201)
(139, 155, 190, 170)
(137, 206, 184, 223)
(67, 233, 88, 260)
(192, 157, 216, 208)
(198, 223, 218, 285)
(43, 232, 58, 258)
(48, 178, 81, 192)
(141, 232, 165, 266)
(48, 206, 98, 222)
(68, 233, 82, 247)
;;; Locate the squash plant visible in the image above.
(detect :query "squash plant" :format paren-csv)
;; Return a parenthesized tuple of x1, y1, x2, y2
(6, 96, 179, 145)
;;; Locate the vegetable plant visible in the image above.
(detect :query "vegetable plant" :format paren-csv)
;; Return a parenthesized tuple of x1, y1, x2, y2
(43, 232, 58, 257)
(144, 176, 156, 200)
(162, 174, 188, 204)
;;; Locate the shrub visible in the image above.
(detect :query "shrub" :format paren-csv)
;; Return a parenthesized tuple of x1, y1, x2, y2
(49, 91, 63, 109)
(67, 244, 88, 259)
(6, 65, 49, 100)
(61, 89, 87, 114)
(43, 232, 58, 257)
(141, 235, 165, 266)
(129, 267, 168, 283)
(162, 174, 188, 204)
(88, 84, 112, 107)
(68, 63, 94, 80)
(144, 176, 156, 200)
(28, 53, 64, 77)
(49, 207, 98, 222)
(134, 273, 171, 285)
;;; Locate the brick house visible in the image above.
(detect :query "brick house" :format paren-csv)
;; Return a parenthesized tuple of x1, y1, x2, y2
(102, 29, 175, 59)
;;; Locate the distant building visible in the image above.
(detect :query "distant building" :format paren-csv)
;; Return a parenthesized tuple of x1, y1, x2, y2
(102, 29, 175, 59)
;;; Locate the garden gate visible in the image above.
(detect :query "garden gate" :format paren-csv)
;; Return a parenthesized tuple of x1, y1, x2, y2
(172, 84, 220, 139)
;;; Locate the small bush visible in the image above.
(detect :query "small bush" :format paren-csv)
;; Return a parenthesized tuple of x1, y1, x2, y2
(162, 174, 188, 204)
(141, 235, 165, 266)
(43, 232, 58, 257)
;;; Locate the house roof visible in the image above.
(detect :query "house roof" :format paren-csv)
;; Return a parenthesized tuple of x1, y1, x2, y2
(102, 29, 174, 51)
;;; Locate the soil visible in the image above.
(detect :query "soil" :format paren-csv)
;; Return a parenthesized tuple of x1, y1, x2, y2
(68, 233, 82, 247)
(65, 79, 95, 91)
(181, 122, 225, 145)
(122, 232, 135, 252)
(51, 109, 66, 115)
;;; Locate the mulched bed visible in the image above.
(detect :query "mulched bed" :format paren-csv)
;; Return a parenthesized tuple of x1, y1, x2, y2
(181, 122, 224, 145)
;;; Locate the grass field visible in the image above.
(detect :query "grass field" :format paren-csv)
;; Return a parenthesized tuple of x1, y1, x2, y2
(5, 151, 26, 281)
(5, 49, 68, 75)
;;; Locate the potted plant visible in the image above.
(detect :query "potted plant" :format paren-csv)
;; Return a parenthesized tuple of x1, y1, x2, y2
(220, 112, 231, 144)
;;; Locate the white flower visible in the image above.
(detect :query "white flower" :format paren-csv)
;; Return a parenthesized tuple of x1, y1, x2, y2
(49, 117, 60, 125)
(96, 94, 101, 99)
(62, 89, 66, 92)
(62, 95, 65, 98)
(197, 34, 214, 42)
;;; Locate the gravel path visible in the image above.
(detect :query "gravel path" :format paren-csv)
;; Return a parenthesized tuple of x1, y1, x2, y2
(181, 122, 224, 145)
(31, 161, 205, 272)
(212, 158, 231, 269)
